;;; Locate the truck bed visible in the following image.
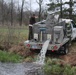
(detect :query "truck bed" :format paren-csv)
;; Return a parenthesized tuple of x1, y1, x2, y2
(24, 38, 69, 51)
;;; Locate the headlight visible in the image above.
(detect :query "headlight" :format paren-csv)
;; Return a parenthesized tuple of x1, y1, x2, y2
(47, 34, 51, 40)
(34, 33, 38, 40)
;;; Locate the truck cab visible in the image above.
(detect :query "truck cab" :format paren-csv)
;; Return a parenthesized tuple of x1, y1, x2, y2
(60, 19, 76, 40)
(71, 20, 76, 40)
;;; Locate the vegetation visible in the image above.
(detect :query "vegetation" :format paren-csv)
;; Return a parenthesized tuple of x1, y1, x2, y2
(0, 26, 28, 45)
(43, 58, 76, 75)
(0, 0, 46, 26)
(0, 50, 23, 63)
(47, 0, 76, 21)
(24, 56, 34, 62)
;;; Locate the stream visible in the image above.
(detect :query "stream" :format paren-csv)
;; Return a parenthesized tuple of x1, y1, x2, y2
(0, 62, 43, 75)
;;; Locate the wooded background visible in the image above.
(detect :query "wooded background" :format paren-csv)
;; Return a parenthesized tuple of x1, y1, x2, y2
(0, 0, 76, 48)
(0, 0, 76, 26)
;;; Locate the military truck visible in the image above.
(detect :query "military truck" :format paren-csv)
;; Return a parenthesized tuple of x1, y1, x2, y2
(24, 14, 76, 55)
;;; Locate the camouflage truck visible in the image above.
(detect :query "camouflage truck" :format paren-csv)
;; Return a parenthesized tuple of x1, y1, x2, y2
(24, 14, 76, 55)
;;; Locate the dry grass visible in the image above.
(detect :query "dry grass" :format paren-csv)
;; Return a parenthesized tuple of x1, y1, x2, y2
(0, 26, 28, 44)
(59, 42, 76, 66)
(0, 25, 29, 50)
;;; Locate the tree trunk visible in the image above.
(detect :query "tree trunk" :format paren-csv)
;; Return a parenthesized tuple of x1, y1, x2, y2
(60, 0, 63, 18)
(19, 0, 25, 26)
(10, 0, 13, 26)
(39, 4, 41, 21)
(36, 0, 43, 21)
(69, 0, 73, 19)
(1, 0, 4, 25)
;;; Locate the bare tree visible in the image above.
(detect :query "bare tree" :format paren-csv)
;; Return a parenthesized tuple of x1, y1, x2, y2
(19, 0, 25, 26)
(69, 0, 73, 19)
(36, 0, 43, 21)
(29, 0, 32, 15)
(10, 0, 14, 26)
(1, 0, 4, 25)
(17, 0, 21, 25)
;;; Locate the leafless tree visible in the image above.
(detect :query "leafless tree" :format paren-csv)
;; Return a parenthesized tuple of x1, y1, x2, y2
(19, 0, 25, 26)
(69, 0, 73, 19)
(29, 0, 32, 15)
(36, 0, 44, 21)
(1, 0, 4, 25)
(10, 0, 14, 26)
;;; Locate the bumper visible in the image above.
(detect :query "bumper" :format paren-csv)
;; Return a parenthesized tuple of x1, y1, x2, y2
(24, 40, 60, 51)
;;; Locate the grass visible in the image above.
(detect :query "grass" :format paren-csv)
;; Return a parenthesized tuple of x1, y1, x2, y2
(0, 26, 28, 63)
(0, 50, 23, 63)
(0, 26, 29, 44)
(24, 56, 33, 62)
(43, 58, 76, 75)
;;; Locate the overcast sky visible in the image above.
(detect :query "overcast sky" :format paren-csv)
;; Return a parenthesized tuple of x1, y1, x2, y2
(4, 0, 69, 11)
(5, 0, 49, 10)
(18, 0, 50, 11)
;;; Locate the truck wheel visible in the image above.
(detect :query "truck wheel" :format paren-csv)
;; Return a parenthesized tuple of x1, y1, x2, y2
(73, 38, 76, 42)
(58, 44, 69, 55)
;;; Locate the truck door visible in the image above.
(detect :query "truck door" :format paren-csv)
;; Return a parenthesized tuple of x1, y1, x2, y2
(71, 21, 76, 40)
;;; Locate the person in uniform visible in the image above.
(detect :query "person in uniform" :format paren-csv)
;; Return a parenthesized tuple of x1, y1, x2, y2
(29, 14, 36, 40)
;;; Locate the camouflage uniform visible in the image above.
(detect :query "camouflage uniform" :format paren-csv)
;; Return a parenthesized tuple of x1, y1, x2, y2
(29, 15, 36, 40)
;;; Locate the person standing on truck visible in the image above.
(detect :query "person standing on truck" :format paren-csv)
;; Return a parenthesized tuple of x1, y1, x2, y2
(29, 14, 36, 40)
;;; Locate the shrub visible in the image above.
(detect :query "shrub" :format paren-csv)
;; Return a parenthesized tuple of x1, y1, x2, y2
(63, 65, 76, 75)
(43, 58, 76, 75)
(51, 65, 62, 75)
(43, 58, 62, 75)
(24, 56, 33, 62)
(71, 67, 76, 75)
(46, 58, 52, 65)
(43, 64, 52, 75)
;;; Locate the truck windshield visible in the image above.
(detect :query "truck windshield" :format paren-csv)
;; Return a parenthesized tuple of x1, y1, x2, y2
(71, 21, 76, 28)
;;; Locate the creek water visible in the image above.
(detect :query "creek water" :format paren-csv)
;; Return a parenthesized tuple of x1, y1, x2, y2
(0, 62, 43, 75)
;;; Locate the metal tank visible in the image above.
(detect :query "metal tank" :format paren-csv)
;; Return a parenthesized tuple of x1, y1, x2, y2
(33, 14, 65, 44)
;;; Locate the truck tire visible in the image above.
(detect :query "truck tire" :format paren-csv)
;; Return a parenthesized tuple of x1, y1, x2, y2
(58, 43, 69, 55)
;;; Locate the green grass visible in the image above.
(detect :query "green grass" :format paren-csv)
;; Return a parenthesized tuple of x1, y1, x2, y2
(0, 50, 23, 63)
